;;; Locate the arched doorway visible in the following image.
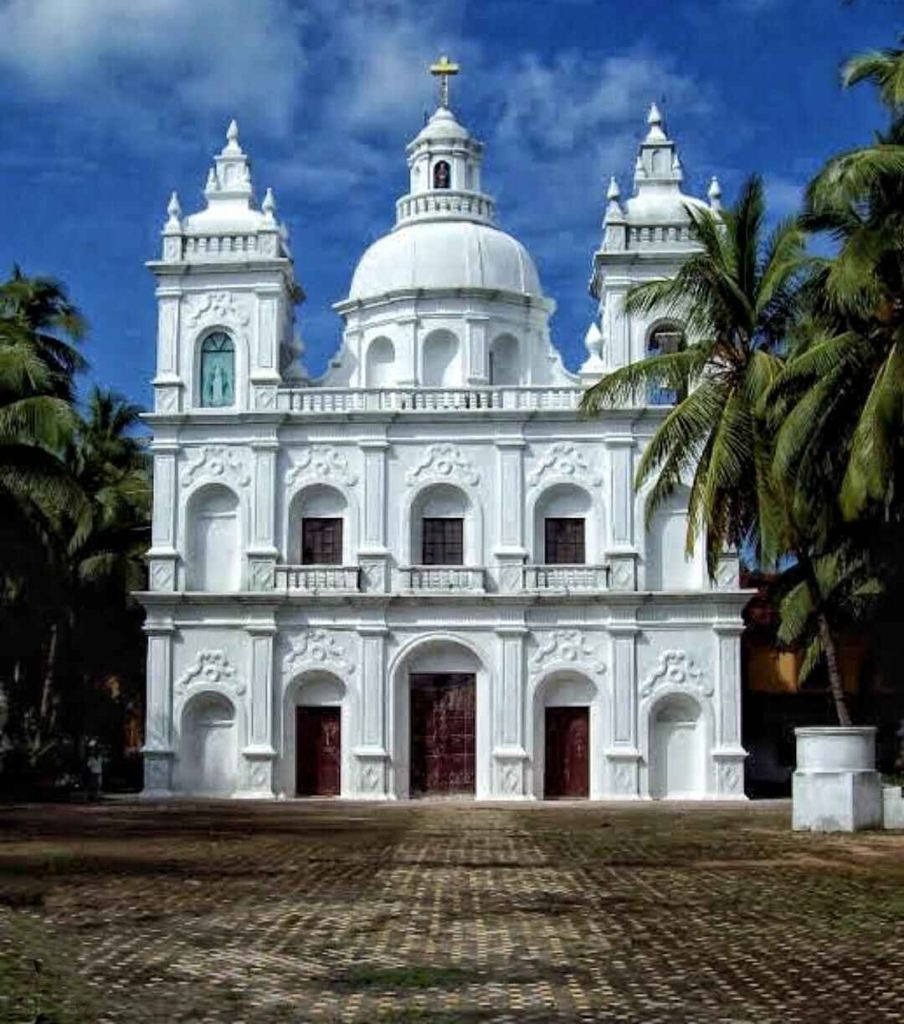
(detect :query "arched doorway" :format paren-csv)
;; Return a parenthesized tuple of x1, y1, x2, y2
(391, 637, 485, 799)
(180, 693, 238, 795)
(286, 673, 345, 797)
(649, 695, 704, 798)
(534, 672, 596, 799)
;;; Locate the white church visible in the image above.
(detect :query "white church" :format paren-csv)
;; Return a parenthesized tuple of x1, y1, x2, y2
(139, 60, 748, 801)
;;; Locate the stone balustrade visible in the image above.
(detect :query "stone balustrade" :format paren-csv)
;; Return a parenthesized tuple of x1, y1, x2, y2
(522, 564, 611, 592)
(398, 566, 486, 593)
(275, 385, 584, 414)
(164, 233, 283, 262)
(274, 565, 361, 592)
(396, 190, 495, 225)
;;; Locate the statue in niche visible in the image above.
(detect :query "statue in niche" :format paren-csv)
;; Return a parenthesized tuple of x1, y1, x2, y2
(433, 160, 451, 189)
(200, 331, 235, 407)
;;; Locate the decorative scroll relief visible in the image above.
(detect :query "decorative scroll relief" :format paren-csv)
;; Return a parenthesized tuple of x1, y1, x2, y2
(176, 650, 245, 697)
(718, 762, 742, 793)
(181, 446, 251, 489)
(406, 444, 479, 487)
(527, 443, 602, 489)
(282, 629, 356, 678)
(640, 650, 712, 700)
(529, 629, 607, 678)
(183, 291, 252, 335)
(287, 446, 358, 488)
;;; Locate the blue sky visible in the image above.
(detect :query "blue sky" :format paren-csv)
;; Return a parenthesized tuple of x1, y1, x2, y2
(0, 0, 899, 408)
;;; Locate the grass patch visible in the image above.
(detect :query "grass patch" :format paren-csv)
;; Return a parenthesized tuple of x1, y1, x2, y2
(329, 964, 476, 992)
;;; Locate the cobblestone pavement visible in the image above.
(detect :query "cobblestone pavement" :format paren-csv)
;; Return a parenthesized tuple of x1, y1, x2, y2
(2, 800, 904, 1023)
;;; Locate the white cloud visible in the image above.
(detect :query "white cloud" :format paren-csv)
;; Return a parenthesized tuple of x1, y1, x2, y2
(0, 0, 307, 135)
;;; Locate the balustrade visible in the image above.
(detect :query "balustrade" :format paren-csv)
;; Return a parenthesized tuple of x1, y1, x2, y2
(522, 564, 611, 592)
(275, 385, 584, 414)
(274, 565, 361, 592)
(399, 566, 485, 592)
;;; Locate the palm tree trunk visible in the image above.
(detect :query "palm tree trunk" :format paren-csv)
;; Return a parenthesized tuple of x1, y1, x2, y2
(35, 621, 58, 761)
(798, 552, 853, 727)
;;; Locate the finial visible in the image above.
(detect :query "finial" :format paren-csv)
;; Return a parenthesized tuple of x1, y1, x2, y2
(227, 119, 239, 145)
(166, 190, 181, 220)
(262, 187, 277, 223)
(205, 167, 217, 192)
(607, 176, 620, 201)
(429, 54, 460, 109)
(708, 175, 722, 210)
(648, 102, 662, 126)
(645, 101, 667, 143)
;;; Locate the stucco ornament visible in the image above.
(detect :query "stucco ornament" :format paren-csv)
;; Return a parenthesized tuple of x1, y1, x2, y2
(176, 650, 245, 696)
(282, 629, 356, 677)
(182, 446, 251, 488)
(529, 629, 606, 677)
(528, 442, 602, 488)
(287, 446, 358, 488)
(406, 444, 479, 487)
(640, 649, 712, 699)
(183, 291, 251, 333)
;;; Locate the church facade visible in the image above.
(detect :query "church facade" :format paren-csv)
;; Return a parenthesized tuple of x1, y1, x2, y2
(139, 79, 748, 802)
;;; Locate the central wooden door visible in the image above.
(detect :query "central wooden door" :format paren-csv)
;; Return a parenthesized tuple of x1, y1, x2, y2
(410, 673, 476, 795)
(296, 707, 341, 796)
(544, 707, 589, 798)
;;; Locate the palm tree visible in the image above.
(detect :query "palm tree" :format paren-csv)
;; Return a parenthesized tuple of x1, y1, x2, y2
(581, 176, 856, 725)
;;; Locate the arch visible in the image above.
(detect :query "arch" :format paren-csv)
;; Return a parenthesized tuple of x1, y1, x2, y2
(489, 333, 520, 385)
(178, 691, 238, 795)
(647, 693, 705, 798)
(365, 336, 396, 388)
(433, 160, 451, 189)
(531, 669, 602, 800)
(281, 669, 350, 798)
(286, 483, 350, 565)
(388, 633, 490, 800)
(645, 485, 703, 590)
(186, 484, 240, 591)
(199, 331, 236, 408)
(406, 481, 482, 565)
(530, 482, 595, 565)
(646, 320, 686, 405)
(422, 329, 460, 386)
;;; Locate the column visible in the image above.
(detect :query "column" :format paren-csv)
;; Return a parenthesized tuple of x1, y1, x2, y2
(239, 620, 277, 798)
(248, 438, 279, 590)
(250, 287, 283, 409)
(148, 439, 179, 591)
(141, 619, 175, 796)
(712, 620, 748, 800)
(494, 437, 526, 592)
(492, 626, 529, 798)
(606, 617, 642, 797)
(359, 438, 390, 592)
(354, 621, 390, 798)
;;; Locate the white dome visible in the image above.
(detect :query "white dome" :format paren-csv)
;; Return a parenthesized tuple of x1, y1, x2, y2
(624, 189, 709, 223)
(348, 220, 543, 300)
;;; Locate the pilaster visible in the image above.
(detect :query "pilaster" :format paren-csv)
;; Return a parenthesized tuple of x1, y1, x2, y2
(604, 435, 636, 551)
(606, 612, 641, 796)
(359, 439, 390, 592)
(248, 438, 279, 590)
(355, 618, 390, 797)
(712, 621, 747, 799)
(148, 440, 180, 592)
(493, 625, 530, 798)
(466, 314, 490, 385)
(237, 620, 277, 799)
(396, 316, 418, 386)
(494, 437, 527, 592)
(141, 619, 176, 796)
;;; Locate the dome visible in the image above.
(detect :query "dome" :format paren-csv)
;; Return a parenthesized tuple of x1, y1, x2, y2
(624, 190, 709, 223)
(412, 106, 471, 144)
(348, 220, 543, 300)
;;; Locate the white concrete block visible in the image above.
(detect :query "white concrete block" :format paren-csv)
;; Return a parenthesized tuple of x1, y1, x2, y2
(793, 727, 882, 832)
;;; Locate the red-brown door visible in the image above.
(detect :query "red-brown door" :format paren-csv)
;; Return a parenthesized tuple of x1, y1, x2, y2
(544, 707, 589, 798)
(410, 674, 476, 795)
(296, 707, 341, 796)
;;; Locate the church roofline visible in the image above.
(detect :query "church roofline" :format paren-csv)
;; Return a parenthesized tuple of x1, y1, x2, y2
(332, 285, 556, 317)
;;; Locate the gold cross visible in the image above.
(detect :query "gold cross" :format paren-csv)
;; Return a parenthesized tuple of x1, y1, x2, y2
(430, 54, 460, 108)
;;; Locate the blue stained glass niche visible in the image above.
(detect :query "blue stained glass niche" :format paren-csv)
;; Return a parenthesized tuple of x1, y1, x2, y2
(200, 332, 235, 407)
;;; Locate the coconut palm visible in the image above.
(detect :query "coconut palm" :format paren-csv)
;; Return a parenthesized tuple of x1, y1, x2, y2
(582, 175, 805, 575)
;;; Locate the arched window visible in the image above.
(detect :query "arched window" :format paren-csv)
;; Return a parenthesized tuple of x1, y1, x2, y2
(187, 484, 240, 591)
(433, 160, 451, 189)
(534, 484, 593, 565)
(365, 336, 395, 388)
(647, 324, 686, 406)
(422, 330, 460, 386)
(489, 334, 520, 385)
(200, 332, 235, 408)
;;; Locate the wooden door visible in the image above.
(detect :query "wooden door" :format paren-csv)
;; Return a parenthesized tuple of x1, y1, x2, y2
(544, 707, 589, 798)
(296, 707, 341, 796)
(410, 674, 476, 795)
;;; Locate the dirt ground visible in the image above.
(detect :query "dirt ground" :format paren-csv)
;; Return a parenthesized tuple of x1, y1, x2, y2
(1, 799, 903, 1023)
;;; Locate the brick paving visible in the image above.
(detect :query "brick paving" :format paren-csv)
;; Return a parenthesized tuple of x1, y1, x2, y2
(1, 800, 904, 1022)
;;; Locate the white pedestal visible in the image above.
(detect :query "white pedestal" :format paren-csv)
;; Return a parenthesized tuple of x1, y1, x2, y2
(793, 727, 882, 832)
(883, 786, 904, 830)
